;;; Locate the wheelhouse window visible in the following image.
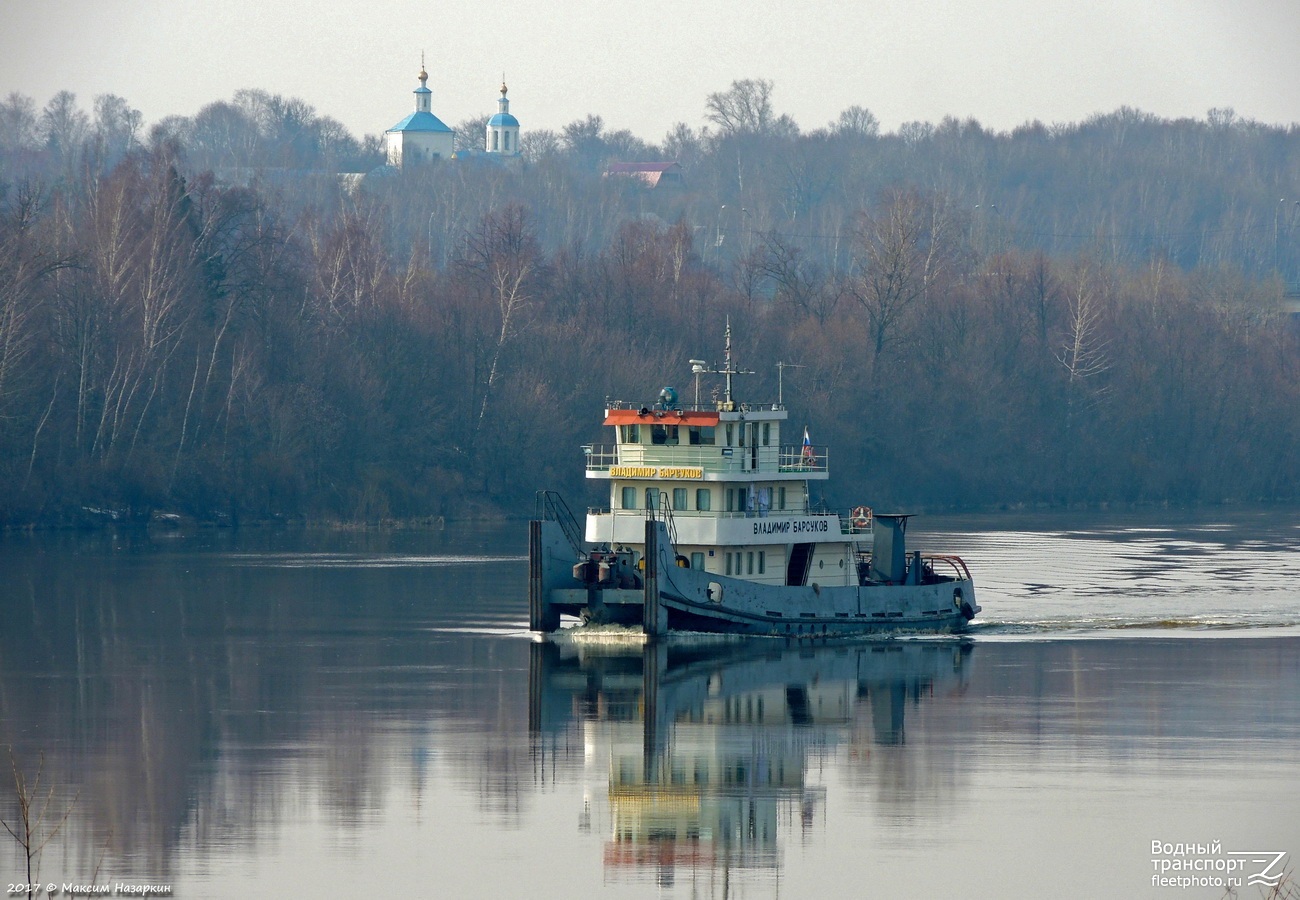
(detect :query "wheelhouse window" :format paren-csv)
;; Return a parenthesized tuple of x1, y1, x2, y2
(688, 426, 715, 445)
(651, 424, 679, 445)
(762, 423, 770, 446)
(620, 424, 641, 444)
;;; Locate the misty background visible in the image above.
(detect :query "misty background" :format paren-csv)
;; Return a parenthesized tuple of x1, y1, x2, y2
(1, 79, 1298, 524)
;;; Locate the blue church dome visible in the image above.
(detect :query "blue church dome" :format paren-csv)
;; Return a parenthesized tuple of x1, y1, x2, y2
(488, 112, 519, 127)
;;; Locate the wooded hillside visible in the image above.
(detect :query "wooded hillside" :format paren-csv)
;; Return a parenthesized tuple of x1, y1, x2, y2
(2, 84, 1298, 524)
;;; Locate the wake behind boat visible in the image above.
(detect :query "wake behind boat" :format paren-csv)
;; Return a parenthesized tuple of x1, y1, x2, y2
(529, 324, 979, 637)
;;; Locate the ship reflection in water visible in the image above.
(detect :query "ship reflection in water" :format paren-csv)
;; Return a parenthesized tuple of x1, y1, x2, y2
(530, 638, 973, 887)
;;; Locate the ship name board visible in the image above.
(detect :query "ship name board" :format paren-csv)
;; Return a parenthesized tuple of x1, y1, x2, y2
(753, 518, 831, 535)
(610, 466, 704, 479)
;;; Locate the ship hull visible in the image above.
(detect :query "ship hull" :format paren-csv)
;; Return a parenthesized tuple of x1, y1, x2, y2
(530, 519, 979, 637)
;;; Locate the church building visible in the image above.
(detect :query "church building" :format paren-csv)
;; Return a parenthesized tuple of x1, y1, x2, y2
(385, 61, 523, 168)
(385, 62, 456, 166)
(486, 82, 520, 157)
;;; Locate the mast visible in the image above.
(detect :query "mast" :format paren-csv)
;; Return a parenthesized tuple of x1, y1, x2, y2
(688, 318, 756, 411)
(724, 320, 734, 406)
(715, 317, 754, 411)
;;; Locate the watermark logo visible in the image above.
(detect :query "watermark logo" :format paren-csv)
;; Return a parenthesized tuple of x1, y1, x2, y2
(1150, 841, 1289, 891)
(1229, 851, 1288, 889)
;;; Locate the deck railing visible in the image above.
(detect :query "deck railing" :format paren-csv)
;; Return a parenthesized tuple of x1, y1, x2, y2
(584, 444, 828, 475)
(535, 490, 583, 556)
(586, 506, 874, 535)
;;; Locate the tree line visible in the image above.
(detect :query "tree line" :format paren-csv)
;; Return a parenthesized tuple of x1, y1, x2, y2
(1, 82, 1298, 525)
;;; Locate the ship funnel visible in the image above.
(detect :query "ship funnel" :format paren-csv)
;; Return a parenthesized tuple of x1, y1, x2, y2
(870, 514, 913, 583)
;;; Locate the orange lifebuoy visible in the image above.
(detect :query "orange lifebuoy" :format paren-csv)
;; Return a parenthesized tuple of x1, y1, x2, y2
(850, 506, 872, 530)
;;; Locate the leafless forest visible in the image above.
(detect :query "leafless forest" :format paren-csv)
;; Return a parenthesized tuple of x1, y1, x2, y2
(2, 81, 1299, 524)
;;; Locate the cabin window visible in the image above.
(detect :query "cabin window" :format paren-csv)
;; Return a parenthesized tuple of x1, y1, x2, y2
(691, 552, 705, 570)
(651, 424, 679, 445)
(696, 488, 711, 511)
(747, 552, 754, 575)
(762, 423, 770, 446)
(778, 486, 786, 510)
(758, 551, 766, 574)
(725, 424, 734, 445)
(620, 424, 640, 443)
(726, 489, 734, 512)
(737, 490, 748, 513)
(672, 488, 687, 510)
(725, 553, 733, 576)
(738, 425, 745, 447)
(645, 488, 658, 510)
(689, 426, 715, 445)
(621, 486, 636, 509)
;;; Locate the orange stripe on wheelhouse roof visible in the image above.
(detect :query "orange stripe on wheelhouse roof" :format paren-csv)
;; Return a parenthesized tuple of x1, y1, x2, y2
(603, 409, 721, 427)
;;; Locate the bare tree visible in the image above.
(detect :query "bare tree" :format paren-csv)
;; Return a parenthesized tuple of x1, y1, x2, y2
(704, 79, 775, 135)
(0, 184, 70, 417)
(662, 122, 704, 168)
(307, 202, 389, 323)
(91, 93, 143, 161)
(455, 114, 490, 153)
(846, 188, 963, 357)
(39, 91, 88, 171)
(458, 205, 543, 437)
(846, 189, 926, 357)
(1056, 260, 1111, 390)
(2, 750, 78, 900)
(561, 114, 607, 169)
(520, 128, 561, 162)
(757, 230, 837, 323)
(834, 105, 880, 137)
(0, 93, 40, 155)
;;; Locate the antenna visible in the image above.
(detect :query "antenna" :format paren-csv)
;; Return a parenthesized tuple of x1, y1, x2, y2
(691, 318, 755, 411)
(775, 361, 806, 407)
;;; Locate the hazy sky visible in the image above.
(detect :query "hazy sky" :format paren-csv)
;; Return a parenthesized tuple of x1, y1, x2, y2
(2, 0, 1298, 143)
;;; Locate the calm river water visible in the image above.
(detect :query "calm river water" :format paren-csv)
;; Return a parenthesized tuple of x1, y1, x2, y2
(2, 509, 1299, 899)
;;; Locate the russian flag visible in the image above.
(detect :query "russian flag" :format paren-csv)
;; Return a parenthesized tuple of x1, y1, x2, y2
(801, 427, 814, 464)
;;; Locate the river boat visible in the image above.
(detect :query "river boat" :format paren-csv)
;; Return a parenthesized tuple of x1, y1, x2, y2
(528, 325, 979, 637)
